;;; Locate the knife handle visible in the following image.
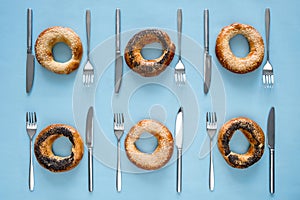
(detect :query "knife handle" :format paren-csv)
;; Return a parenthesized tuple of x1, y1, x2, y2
(177, 9, 182, 59)
(116, 8, 121, 52)
(176, 148, 182, 193)
(204, 9, 209, 52)
(27, 8, 33, 53)
(88, 148, 93, 192)
(269, 148, 275, 194)
(86, 10, 91, 57)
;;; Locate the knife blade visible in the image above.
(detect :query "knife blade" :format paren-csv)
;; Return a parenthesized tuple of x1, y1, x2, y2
(86, 106, 94, 192)
(175, 107, 183, 193)
(115, 8, 123, 94)
(204, 53, 211, 94)
(267, 107, 275, 194)
(203, 9, 211, 94)
(26, 8, 34, 93)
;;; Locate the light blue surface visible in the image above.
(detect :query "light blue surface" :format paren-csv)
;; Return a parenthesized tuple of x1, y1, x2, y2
(1, 0, 300, 199)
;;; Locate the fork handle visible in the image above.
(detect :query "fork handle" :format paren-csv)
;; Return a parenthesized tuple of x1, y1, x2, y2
(88, 147, 93, 192)
(116, 140, 122, 192)
(265, 8, 270, 60)
(177, 9, 182, 59)
(86, 10, 91, 57)
(209, 139, 214, 191)
(29, 139, 34, 191)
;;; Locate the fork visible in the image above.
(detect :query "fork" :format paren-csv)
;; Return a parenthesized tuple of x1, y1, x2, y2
(83, 10, 94, 86)
(174, 9, 186, 85)
(206, 112, 217, 191)
(114, 113, 124, 192)
(26, 112, 37, 191)
(262, 8, 274, 88)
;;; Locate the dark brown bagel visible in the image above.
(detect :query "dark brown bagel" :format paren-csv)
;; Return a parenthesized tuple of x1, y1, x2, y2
(124, 29, 176, 77)
(34, 124, 84, 172)
(125, 119, 174, 170)
(217, 117, 265, 169)
(215, 23, 264, 74)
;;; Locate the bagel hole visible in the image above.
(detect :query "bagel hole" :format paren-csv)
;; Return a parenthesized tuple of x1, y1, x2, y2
(229, 34, 250, 58)
(52, 136, 73, 157)
(52, 42, 72, 63)
(229, 130, 250, 154)
(134, 132, 158, 154)
(141, 42, 163, 60)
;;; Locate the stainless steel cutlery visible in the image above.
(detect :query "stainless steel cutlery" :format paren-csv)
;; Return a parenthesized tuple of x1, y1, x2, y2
(113, 113, 124, 192)
(262, 8, 274, 88)
(204, 9, 212, 94)
(26, 8, 35, 93)
(115, 8, 123, 94)
(174, 9, 186, 85)
(206, 112, 217, 191)
(26, 112, 37, 191)
(86, 106, 94, 192)
(83, 10, 94, 86)
(175, 107, 184, 193)
(267, 107, 275, 194)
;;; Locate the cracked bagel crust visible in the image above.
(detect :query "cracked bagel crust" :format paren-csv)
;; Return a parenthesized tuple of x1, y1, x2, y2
(217, 117, 265, 169)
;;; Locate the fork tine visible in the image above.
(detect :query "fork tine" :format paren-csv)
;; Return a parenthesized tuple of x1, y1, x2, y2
(26, 112, 29, 123)
(33, 112, 37, 123)
(91, 74, 94, 83)
(121, 113, 124, 124)
(271, 75, 274, 85)
(114, 113, 117, 124)
(183, 74, 186, 83)
(86, 75, 89, 85)
(213, 112, 217, 123)
(206, 112, 209, 122)
(116, 113, 119, 125)
(28, 112, 32, 124)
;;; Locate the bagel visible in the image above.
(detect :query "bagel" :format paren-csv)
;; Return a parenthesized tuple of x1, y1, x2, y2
(124, 29, 176, 77)
(215, 23, 264, 74)
(34, 124, 84, 172)
(35, 26, 83, 74)
(217, 117, 265, 169)
(125, 119, 174, 170)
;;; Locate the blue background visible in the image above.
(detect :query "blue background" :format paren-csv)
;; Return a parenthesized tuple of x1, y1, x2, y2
(1, 0, 300, 199)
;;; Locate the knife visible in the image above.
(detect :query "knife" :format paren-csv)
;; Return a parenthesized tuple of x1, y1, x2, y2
(26, 8, 35, 93)
(175, 107, 183, 193)
(115, 8, 123, 94)
(267, 107, 275, 194)
(86, 106, 94, 192)
(204, 53, 211, 94)
(203, 9, 211, 94)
